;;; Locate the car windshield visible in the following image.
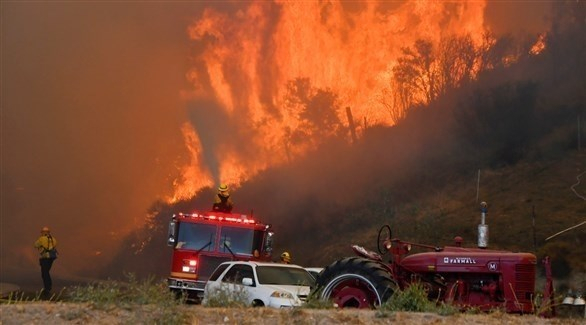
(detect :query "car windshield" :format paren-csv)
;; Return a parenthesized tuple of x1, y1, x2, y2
(176, 223, 217, 251)
(256, 266, 314, 286)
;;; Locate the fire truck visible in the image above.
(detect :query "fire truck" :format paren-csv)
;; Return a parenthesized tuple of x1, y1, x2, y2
(166, 210, 274, 301)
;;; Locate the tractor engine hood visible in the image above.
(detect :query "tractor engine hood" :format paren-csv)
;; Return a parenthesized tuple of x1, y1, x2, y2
(400, 248, 536, 273)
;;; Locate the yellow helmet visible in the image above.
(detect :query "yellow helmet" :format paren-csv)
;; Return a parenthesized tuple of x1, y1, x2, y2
(218, 184, 229, 197)
(281, 251, 291, 263)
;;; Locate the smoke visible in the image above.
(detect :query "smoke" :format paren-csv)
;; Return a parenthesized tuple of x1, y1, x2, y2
(484, 1, 552, 36)
(186, 99, 229, 184)
(1, 2, 199, 286)
(185, 98, 264, 184)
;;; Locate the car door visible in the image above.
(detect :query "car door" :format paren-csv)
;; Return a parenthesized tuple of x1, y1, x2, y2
(219, 264, 256, 304)
(204, 263, 231, 301)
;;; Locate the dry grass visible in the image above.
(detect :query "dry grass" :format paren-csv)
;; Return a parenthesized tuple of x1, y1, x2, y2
(2, 303, 584, 325)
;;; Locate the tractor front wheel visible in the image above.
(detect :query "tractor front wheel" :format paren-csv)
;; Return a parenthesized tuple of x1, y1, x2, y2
(313, 257, 396, 308)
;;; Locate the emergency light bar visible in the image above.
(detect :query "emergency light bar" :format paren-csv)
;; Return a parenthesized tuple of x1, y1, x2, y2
(174, 212, 257, 224)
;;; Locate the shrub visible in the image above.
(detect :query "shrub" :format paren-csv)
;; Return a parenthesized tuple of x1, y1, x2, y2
(380, 283, 457, 315)
(381, 283, 434, 312)
(302, 295, 336, 309)
(68, 273, 189, 324)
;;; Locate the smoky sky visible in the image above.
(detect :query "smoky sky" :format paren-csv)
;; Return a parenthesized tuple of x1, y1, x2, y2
(484, 1, 553, 36)
(1, 2, 201, 284)
(1, 1, 554, 287)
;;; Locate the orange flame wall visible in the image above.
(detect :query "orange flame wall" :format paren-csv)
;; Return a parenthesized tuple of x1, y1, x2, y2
(172, 0, 488, 201)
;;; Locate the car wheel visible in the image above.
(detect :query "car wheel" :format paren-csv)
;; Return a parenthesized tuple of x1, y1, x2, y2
(252, 299, 265, 307)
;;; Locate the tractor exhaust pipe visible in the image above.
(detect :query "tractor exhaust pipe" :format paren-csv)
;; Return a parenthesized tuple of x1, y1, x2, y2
(478, 202, 489, 248)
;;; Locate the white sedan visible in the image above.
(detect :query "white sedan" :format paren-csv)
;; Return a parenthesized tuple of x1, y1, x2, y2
(203, 261, 314, 308)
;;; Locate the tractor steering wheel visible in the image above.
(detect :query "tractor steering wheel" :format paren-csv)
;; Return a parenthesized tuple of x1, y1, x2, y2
(377, 225, 392, 255)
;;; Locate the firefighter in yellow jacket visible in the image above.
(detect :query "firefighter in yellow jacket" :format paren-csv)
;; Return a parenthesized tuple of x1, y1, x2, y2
(212, 184, 234, 213)
(34, 226, 58, 297)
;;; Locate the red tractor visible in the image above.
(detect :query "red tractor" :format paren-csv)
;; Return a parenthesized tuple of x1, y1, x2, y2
(313, 203, 555, 314)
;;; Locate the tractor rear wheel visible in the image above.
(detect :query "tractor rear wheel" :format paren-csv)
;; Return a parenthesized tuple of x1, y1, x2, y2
(314, 257, 396, 308)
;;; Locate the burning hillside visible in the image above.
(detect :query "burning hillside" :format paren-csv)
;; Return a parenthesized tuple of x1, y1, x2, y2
(171, 0, 502, 200)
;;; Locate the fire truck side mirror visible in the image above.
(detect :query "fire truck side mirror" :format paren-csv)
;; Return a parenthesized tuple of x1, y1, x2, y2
(167, 220, 177, 246)
(264, 231, 274, 253)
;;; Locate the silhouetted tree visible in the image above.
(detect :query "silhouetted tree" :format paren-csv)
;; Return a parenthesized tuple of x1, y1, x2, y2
(301, 89, 341, 137)
(380, 80, 410, 125)
(393, 40, 437, 105)
(391, 35, 486, 111)
(437, 35, 476, 95)
(283, 78, 343, 154)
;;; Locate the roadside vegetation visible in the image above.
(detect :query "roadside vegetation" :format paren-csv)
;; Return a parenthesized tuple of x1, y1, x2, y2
(24, 273, 189, 324)
(68, 274, 189, 324)
(379, 283, 458, 316)
(1, 289, 64, 304)
(202, 283, 249, 308)
(3, 276, 585, 324)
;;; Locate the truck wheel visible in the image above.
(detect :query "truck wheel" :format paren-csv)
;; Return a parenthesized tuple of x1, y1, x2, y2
(314, 257, 396, 308)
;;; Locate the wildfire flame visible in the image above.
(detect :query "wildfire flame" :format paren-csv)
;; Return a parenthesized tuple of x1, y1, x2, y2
(530, 32, 547, 55)
(169, 1, 545, 202)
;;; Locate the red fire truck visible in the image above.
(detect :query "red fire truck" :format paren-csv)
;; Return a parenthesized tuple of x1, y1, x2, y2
(166, 211, 274, 301)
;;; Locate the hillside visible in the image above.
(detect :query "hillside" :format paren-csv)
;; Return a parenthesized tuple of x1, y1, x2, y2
(312, 150, 586, 285)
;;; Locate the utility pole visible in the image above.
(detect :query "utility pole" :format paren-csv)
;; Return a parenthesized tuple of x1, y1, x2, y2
(531, 205, 537, 252)
(578, 113, 582, 151)
(476, 169, 481, 203)
(346, 107, 357, 144)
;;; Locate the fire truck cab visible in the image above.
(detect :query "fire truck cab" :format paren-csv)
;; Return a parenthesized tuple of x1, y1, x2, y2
(167, 211, 274, 301)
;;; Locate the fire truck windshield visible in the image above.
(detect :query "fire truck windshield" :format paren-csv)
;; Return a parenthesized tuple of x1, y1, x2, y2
(175, 222, 265, 256)
(176, 223, 216, 251)
(220, 227, 264, 256)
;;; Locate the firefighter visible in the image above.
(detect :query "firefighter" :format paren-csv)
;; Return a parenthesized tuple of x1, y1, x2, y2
(34, 226, 58, 298)
(212, 184, 234, 213)
(280, 251, 291, 264)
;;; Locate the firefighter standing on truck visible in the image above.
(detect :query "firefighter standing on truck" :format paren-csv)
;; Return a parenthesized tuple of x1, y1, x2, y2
(213, 184, 234, 213)
(34, 226, 58, 298)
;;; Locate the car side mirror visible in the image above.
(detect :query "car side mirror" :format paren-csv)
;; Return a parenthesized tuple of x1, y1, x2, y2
(242, 277, 253, 286)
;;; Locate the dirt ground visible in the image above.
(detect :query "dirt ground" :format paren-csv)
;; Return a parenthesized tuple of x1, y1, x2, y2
(1, 303, 584, 325)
